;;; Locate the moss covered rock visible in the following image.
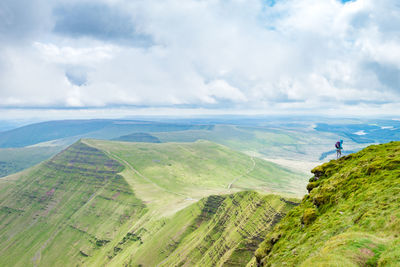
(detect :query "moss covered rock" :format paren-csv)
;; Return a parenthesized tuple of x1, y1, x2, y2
(301, 208, 317, 225)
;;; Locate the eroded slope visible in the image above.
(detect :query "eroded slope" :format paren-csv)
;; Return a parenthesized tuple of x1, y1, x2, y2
(109, 191, 296, 267)
(0, 141, 146, 266)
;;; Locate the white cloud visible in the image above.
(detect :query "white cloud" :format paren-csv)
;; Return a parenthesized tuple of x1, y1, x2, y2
(205, 80, 248, 103)
(0, 0, 400, 115)
(34, 42, 115, 65)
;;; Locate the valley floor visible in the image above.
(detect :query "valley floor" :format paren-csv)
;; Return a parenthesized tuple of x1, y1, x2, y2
(260, 157, 319, 175)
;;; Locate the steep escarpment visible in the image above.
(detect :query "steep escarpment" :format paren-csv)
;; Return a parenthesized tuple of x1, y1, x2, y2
(255, 141, 400, 266)
(0, 141, 146, 267)
(123, 191, 296, 267)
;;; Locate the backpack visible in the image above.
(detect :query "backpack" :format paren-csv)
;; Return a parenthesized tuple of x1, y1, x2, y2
(335, 141, 340, 149)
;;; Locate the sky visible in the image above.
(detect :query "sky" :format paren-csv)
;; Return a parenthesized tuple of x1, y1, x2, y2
(1, 0, 400, 119)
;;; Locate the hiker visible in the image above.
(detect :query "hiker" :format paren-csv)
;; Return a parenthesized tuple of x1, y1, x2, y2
(335, 140, 343, 158)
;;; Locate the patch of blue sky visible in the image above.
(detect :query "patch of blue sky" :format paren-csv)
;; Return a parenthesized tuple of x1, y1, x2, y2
(258, 0, 282, 31)
(262, 0, 276, 7)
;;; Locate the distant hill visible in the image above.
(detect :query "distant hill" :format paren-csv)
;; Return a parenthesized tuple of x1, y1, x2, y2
(2, 118, 399, 176)
(0, 119, 212, 148)
(315, 122, 400, 144)
(255, 141, 400, 266)
(0, 146, 61, 178)
(0, 119, 214, 178)
(0, 120, 111, 148)
(112, 132, 161, 143)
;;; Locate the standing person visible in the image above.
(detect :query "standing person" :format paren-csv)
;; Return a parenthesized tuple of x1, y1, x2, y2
(335, 140, 343, 158)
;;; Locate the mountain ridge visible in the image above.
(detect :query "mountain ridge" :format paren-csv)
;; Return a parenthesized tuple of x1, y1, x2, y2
(0, 140, 146, 266)
(0, 139, 302, 266)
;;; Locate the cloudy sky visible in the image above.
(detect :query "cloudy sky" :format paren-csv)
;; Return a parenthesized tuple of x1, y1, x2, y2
(1, 0, 400, 119)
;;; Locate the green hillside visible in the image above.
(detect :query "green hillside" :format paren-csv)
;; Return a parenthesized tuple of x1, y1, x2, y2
(117, 192, 295, 267)
(0, 141, 146, 267)
(5, 136, 399, 266)
(255, 141, 400, 266)
(86, 139, 306, 202)
(0, 139, 305, 266)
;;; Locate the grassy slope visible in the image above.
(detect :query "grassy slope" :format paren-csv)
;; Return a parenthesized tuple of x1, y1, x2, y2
(255, 141, 400, 266)
(0, 139, 305, 267)
(0, 146, 62, 178)
(0, 141, 146, 267)
(87, 139, 306, 203)
(83, 192, 295, 267)
(81, 139, 305, 266)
